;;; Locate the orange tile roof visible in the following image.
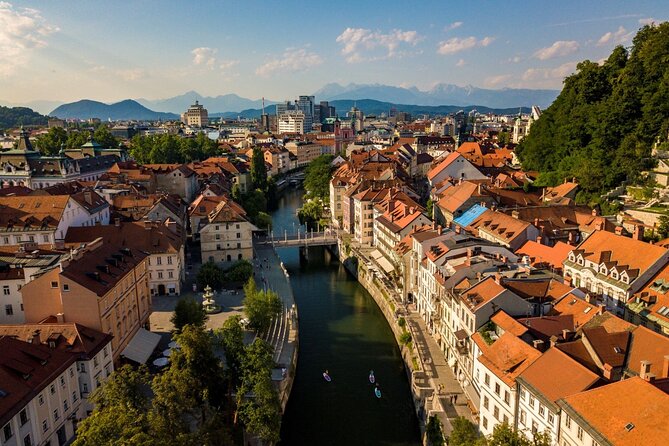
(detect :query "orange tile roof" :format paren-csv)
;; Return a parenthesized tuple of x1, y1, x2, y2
(571, 230, 668, 278)
(624, 325, 669, 378)
(461, 277, 506, 311)
(427, 152, 461, 181)
(470, 210, 532, 244)
(516, 240, 572, 270)
(435, 181, 482, 214)
(0, 195, 69, 229)
(476, 332, 541, 387)
(519, 347, 599, 404)
(550, 293, 600, 328)
(491, 311, 529, 337)
(559, 377, 669, 446)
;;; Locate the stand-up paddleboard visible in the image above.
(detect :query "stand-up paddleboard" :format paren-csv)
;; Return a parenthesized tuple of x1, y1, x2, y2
(374, 386, 382, 398)
(369, 370, 375, 384)
(323, 371, 331, 382)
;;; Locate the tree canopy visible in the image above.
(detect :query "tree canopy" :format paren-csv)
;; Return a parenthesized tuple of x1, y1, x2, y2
(171, 297, 208, 332)
(304, 154, 335, 201)
(516, 23, 669, 195)
(243, 278, 282, 334)
(129, 133, 219, 164)
(0, 106, 47, 130)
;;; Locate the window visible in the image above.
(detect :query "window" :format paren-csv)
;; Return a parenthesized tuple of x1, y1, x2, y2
(483, 395, 489, 410)
(42, 420, 48, 432)
(50, 281, 58, 288)
(484, 374, 490, 386)
(482, 417, 488, 429)
(82, 383, 88, 393)
(53, 409, 59, 421)
(69, 367, 74, 377)
(5, 304, 13, 316)
(103, 346, 108, 358)
(494, 383, 500, 396)
(60, 376, 65, 387)
(23, 434, 32, 446)
(63, 400, 68, 412)
(519, 410, 526, 426)
(503, 414, 509, 424)
(94, 357, 99, 368)
(493, 405, 499, 420)
(504, 390, 510, 405)
(43, 235, 49, 242)
(20, 408, 28, 425)
(532, 421, 538, 434)
(2, 423, 11, 441)
(548, 413, 554, 426)
(236, 233, 241, 238)
(215, 234, 221, 240)
(63, 284, 69, 292)
(592, 440, 599, 446)
(529, 395, 535, 408)
(577, 426, 584, 440)
(2, 286, 9, 295)
(156, 257, 162, 265)
(167, 256, 173, 265)
(565, 414, 572, 428)
(38, 394, 44, 405)
(72, 391, 78, 402)
(539, 404, 545, 418)
(158, 272, 163, 279)
(50, 384, 55, 394)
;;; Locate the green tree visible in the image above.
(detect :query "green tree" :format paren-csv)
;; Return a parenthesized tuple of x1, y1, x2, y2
(426, 415, 445, 446)
(224, 259, 253, 283)
(304, 154, 335, 201)
(243, 278, 282, 334)
(255, 211, 273, 231)
(171, 297, 207, 332)
(215, 315, 245, 387)
(657, 215, 669, 239)
(497, 131, 510, 147)
(0, 106, 47, 130)
(297, 198, 325, 230)
(93, 125, 120, 150)
(426, 198, 434, 219)
(479, 423, 551, 446)
(35, 126, 67, 155)
(196, 260, 225, 291)
(448, 416, 479, 446)
(66, 131, 90, 150)
(237, 339, 281, 443)
(250, 147, 268, 192)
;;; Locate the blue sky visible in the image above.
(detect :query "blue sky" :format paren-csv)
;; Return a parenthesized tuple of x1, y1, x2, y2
(0, 0, 666, 103)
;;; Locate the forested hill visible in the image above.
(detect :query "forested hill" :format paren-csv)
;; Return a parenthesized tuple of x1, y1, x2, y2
(0, 106, 47, 130)
(516, 23, 669, 195)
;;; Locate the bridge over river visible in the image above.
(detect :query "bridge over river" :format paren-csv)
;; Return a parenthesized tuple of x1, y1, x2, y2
(255, 230, 338, 248)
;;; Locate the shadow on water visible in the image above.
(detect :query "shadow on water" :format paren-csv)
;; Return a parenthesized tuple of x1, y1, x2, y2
(273, 189, 420, 446)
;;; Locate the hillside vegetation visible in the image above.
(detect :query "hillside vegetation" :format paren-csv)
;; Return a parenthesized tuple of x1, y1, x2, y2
(516, 23, 669, 198)
(0, 106, 47, 130)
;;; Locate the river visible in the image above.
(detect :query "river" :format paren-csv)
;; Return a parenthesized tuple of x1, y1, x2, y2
(273, 188, 421, 446)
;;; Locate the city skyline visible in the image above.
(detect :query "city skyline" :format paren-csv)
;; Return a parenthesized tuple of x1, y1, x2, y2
(1, 0, 666, 104)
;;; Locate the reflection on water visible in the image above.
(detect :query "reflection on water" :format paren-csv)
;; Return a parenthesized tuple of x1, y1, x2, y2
(274, 188, 420, 446)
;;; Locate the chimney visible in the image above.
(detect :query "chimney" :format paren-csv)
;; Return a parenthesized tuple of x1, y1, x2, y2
(465, 248, 472, 266)
(144, 220, 152, 230)
(568, 232, 575, 244)
(596, 221, 605, 231)
(437, 225, 442, 235)
(84, 191, 92, 205)
(603, 363, 613, 380)
(536, 235, 543, 245)
(432, 220, 437, 230)
(455, 225, 461, 234)
(114, 217, 121, 227)
(534, 218, 540, 228)
(31, 330, 41, 345)
(633, 225, 643, 241)
(662, 355, 669, 378)
(494, 272, 502, 284)
(549, 335, 559, 347)
(591, 208, 598, 217)
(532, 339, 545, 352)
(615, 226, 623, 235)
(502, 256, 508, 264)
(562, 329, 572, 341)
(640, 360, 652, 380)
(56, 313, 65, 323)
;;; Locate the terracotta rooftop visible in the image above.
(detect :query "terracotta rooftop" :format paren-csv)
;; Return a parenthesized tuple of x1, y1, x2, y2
(559, 377, 669, 446)
(519, 347, 599, 405)
(470, 209, 532, 245)
(460, 277, 506, 311)
(624, 325, 669, 378)
(549, 293, 600, 328)
(515, 240, 572, 271)
(427, 152, 462, 181)
(491, 310, 528, 337)
(476, 332, 541, 387)
(0, 195, 69, 230)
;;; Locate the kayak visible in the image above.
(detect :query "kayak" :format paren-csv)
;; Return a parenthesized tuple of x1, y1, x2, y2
(374, 387, 382, 398)
(369, 371, 375, 384)
(323, 372, 331, 382)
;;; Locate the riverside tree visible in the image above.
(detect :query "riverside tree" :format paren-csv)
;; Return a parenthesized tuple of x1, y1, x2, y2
(242, 278, 282, 334)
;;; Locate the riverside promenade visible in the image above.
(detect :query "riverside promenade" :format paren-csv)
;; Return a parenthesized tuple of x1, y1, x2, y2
(253, 241, 298, 412)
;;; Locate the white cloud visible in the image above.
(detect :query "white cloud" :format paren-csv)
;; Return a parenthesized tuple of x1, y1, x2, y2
(533, 40, 579, 60)
(255, 48, 323, 77)
(436, 36, 494, 55)
(191, 47, 217, 68)
(444, 21, 463, 31)
(522, 61, 577, 85)
(597, 26, 634, 46)
(639, 17, 656, 25)
(0, 2, 57, 77)
(336, 27, 423, 63)
(484, 74, 512, 87)
(508, 56, 522, 63)
(455, 58, 466, 67)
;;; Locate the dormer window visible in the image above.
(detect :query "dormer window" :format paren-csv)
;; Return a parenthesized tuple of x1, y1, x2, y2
(599, 265, 607, 275)
(569, 253, 575, 262)
(621, 273, 629, 283)
(577, 257, 584, 266)
(611, 271, 618, 280)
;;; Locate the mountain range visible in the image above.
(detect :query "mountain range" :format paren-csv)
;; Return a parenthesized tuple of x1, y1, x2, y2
(314, 83, 559, 109)
(50, 100, 178, 121)
(135, 91, 276, 115)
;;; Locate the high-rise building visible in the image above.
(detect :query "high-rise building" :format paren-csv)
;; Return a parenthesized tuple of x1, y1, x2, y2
(296, 95, 315, 132)
(181, 101, 209, 127)
(277, 110, 306, 134)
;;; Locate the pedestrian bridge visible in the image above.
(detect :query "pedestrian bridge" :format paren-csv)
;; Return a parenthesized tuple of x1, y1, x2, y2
(256, 231, 338, 248)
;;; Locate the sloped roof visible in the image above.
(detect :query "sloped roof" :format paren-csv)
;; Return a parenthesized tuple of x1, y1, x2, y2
(476, 331, 541, 387)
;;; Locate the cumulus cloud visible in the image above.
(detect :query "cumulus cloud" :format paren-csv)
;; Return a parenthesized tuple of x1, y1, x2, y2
(0, 2, 57, 76)
(255, 48, 323, 77)
(436, 36, 494, 55)
(533, 40, 579, 60)
(336, 27, 423, 63)
(597, 26, 634, 46)
(444, 21, 463, 31)
(191, 47, 217, 67)
(522, 61, 577, 85)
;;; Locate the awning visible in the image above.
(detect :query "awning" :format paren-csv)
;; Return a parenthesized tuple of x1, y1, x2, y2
(370, 249, 395, 274)
(454, 329, 468, 341)
(121, 328, 161, 364)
